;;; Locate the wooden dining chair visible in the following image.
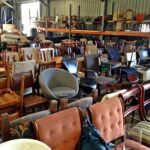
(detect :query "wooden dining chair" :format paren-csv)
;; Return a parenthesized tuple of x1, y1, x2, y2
(11, 70, 49, 115)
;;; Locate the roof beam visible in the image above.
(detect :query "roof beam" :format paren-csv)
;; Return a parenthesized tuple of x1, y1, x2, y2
(1, 0, 15, 9)
(39, 0, 46, 6)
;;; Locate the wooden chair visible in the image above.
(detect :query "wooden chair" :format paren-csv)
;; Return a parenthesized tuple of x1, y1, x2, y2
(35, 61, 56, 95)
(11, 70, 49, 115)
(119, 85, 150, 147)
(0, 73, 23, 115)
(138, 82, 150, 122)
(51, 56, 63, 68)
(1, 100, 58, 142)
(20, 47, 40, 61)
(0, 73, 10, 90)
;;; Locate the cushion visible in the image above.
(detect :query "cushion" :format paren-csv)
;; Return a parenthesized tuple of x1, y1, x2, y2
(130, 121, 150, 146)
(51, 87, 75, 98)
(101, 89, 127, 102)
(68, 97, 93, 109)
(9, 110, 50, 139)
(96, 76, 115, 85)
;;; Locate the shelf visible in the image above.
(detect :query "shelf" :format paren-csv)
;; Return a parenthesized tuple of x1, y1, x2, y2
(39, 28, 150, 37)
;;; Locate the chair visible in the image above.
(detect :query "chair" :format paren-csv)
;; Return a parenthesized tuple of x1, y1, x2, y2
(139, 82, 150, 122)
(33, 107, 82, 150)
(87, 97, 149, 149)
(108, 46, 139, 80)
(34, 61, 56, 95)
(0, 74, 10, 90)
(84, 54, 115, 94)
(60, 97, 93, 110)
(62, 58, 97, 96)
(39, 68, 79, 100)
(12, 60, 36, 78)
(51, 56, 62, 68)
(59, 89, 98, 110)
(11, 71, 49, 114)
(138, 49, 150, 66)
(20, 47, 39, 61)
(40, 48, 55, 62)
(1, 100, 58, 142)
(6, 51, 20, 65)
(119, 86, 150, 147)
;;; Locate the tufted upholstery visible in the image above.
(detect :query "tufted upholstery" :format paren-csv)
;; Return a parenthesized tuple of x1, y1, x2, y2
(87, 97, 124, 143)
(33, 107, 82, 150)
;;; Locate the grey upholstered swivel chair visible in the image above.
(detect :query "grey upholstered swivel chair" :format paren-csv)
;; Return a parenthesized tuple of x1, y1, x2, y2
(39, 68, 79, 100)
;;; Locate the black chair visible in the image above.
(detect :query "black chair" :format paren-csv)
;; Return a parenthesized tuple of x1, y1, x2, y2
(84, 54, 115, 95)
(108, 46, 138, 80)
(62, 58, 97, 97)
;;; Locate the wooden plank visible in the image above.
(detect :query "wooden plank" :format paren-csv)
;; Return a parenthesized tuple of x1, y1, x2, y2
(42, 28, 150, 37)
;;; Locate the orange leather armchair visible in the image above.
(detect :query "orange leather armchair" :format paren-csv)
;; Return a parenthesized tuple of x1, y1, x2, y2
(33, 107, 82, 150)
(87, 97, 149, 149)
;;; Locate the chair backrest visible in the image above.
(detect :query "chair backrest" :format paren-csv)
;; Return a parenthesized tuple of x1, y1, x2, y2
(6, 51, 20, 64)
(39, 68, 79, 99)
(0, 74, 10, 89)
(118, 86, 142, 120)
(101, 89, 127, 102)
(62, 58, 78, 74)
(138, 82, 150, 121)
(51, 56, 62, 68)
(138, 49, 149, 65)
(1, 100, 58, 142)
(87, 97, 124, 143)
(21, 47, 39, 61)
(86, 45, 97, 55)
(38, 61, 56, 75)
(40, 48, 55, 62)
(84, 54, 99, 73)
(11, 71, 34, 93)
(33, 107, 82, 150)
(108, 46, 121, 62)
(125, 52, 137, 67)
(12, 60, 36, 77)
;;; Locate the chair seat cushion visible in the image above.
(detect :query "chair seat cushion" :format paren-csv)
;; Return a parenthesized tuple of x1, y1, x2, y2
(130, 121, 150, 146)
(51, 87, 76, 98)
(120, 67, 138, 75)
(96, 76, 115, 85)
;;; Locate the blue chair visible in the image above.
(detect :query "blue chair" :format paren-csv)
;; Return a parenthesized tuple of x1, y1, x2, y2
(108, 46, 138, 80)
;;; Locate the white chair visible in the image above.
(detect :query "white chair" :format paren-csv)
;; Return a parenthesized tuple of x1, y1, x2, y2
(21, 47, 40, 61)
(6, 51, 20, 65)
(40, 48, 55, 62)
(12, 60, 36, 77)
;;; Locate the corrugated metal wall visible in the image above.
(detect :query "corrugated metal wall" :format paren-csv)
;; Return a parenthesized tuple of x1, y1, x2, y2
(49, 0, 150, 17)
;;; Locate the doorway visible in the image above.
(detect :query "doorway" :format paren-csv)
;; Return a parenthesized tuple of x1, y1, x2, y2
(21, 2, 40, 36)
